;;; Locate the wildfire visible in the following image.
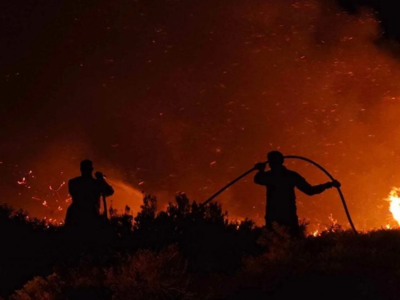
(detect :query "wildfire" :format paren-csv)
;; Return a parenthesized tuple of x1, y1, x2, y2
(386, 187, 400, 226)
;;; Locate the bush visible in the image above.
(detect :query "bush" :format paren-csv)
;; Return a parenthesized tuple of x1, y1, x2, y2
(11, 247, 197, 300)
(0, 205, 60, 298)
(0, 195, 261, 298)
(7, 197, 400, 300)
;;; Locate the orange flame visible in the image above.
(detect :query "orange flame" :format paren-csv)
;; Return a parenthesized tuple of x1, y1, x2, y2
(386, 187, 400, 226)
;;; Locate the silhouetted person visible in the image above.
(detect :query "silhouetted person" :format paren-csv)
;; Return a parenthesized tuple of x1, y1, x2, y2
(65, 160, 114, 233)
(254, 151, 340, 237)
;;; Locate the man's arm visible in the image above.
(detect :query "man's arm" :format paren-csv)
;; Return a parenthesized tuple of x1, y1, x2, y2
(95, 172, 114, 196)
(102, 181, 114, 197)
(253, 162, 269, 186)
(295, 173, 339, 196)
(254, 171, 269, 186)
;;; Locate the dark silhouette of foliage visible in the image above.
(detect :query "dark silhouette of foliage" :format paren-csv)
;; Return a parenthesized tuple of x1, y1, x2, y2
(4, 198, 400, 300)
(0, 204, 60, 297)
(0, 195, 262, 298)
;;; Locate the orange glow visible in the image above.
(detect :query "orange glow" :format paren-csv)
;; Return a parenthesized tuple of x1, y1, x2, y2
(7, 0, 400, 236)
(387, 187, 400, 226)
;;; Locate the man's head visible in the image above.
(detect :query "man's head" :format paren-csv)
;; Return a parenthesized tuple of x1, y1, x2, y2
(80, 159, 94, 176)
(267, 151, 284, 170)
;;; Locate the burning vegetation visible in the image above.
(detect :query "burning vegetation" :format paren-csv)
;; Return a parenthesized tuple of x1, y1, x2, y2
(387, 187, 400, 227)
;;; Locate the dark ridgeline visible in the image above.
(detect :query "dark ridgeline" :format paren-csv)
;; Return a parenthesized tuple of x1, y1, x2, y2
(254, 151, 340, 237)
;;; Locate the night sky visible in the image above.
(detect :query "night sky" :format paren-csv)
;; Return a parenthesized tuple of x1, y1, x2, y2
(2, 0, 400, 230)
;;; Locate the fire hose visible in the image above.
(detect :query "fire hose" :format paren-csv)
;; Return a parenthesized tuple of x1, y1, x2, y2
(201, 155, 358, 234)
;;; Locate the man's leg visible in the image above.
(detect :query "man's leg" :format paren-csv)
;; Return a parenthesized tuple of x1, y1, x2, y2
(288, 217, 301, 238)
(265, 216, 274, 232)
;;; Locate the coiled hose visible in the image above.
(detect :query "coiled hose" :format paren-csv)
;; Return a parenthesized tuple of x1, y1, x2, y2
(201, 155, 357, 234)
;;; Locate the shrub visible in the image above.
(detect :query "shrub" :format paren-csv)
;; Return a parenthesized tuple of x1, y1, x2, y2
(11, 246, 197, 300)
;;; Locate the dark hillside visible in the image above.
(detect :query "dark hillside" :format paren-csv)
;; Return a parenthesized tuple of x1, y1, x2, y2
(2, 198, 400, 300)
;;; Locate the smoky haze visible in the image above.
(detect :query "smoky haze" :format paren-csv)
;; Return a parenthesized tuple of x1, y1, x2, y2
(1, 0, 400, 230)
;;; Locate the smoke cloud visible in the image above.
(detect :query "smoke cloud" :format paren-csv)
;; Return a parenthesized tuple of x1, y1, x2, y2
(2, 0, 400, 230)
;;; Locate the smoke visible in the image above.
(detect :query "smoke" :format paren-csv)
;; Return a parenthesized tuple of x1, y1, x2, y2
(3, 0, 400, 230)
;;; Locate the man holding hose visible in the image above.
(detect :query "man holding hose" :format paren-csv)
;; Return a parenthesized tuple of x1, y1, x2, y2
(65, 159, 114, 233)
(254, 151, 340, 236)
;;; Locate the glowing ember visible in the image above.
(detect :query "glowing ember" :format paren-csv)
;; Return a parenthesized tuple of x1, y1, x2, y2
(386, 187, 400, 226)
(328, 214, 337, 228)
(17, 177, 26, 185)
(49, 182, 65, 192)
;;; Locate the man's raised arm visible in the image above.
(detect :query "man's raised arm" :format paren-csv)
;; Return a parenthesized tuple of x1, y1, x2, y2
(254, 162, 269, 186)
(95, 172, 114, 197)
(102, 181, 114, 197)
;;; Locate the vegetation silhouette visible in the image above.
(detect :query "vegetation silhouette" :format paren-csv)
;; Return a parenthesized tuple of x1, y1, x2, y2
(1, 194, 400, 300)
(0, 194, 262, 299)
